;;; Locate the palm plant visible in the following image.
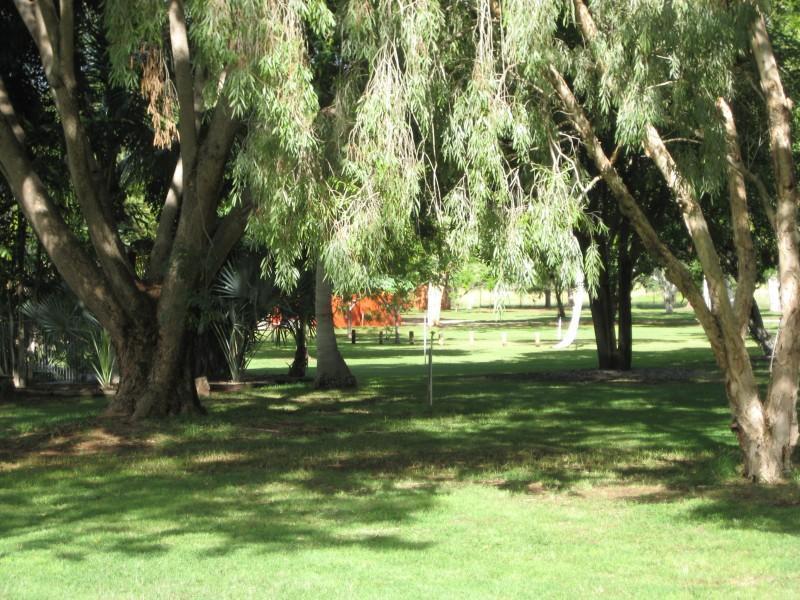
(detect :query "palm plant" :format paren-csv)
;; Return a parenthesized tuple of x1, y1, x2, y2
(90, 329, 116, 391)
(20, 287, 116, 387)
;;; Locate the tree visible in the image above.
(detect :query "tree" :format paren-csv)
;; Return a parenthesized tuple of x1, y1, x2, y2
(511, 0, 800, 481)
(0, 1, 325, 417)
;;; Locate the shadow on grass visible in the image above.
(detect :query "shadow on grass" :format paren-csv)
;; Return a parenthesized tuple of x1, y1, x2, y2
(1, 334, 798, 563)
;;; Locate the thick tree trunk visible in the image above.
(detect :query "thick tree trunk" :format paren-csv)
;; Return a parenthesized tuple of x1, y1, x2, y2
(750, 9, 800, 475)
(104, 322, 205, 418)
(313, 264, 356, 389)
(544, 288, 552, 309)
(554, 285, 566, 319)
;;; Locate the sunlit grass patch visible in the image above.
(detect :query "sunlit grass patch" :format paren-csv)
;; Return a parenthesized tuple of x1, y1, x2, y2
(1, 307, 798, 598)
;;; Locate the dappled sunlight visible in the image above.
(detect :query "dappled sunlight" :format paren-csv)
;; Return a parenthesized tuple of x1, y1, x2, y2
(1, 309, 799, 598)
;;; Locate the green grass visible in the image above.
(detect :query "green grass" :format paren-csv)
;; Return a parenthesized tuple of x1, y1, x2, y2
(1, 305, 799, 598)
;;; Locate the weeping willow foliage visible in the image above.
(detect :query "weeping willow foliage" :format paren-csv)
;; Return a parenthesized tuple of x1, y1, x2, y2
(103, 0, 620, 295)
(103, 0, 332, 288)
(569, 0, 755, 195)
(442, 0, 600, 292)
(323, 0, 446, 288)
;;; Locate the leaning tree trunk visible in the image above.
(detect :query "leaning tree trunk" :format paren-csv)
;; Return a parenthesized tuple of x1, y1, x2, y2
(313, 263, 356, 389)
(748, 301, 775, 359)
(554, 271, 585, 349)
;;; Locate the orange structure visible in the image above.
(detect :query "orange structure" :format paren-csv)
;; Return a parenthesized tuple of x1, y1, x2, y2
(331, 284, 450, 329)
(332, 294, 404, 328)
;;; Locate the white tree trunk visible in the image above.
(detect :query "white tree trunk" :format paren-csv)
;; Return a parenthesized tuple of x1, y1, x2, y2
(768, 276, 782, 313)
(554, 272, 584, 349)
(427, 283, 443, 326)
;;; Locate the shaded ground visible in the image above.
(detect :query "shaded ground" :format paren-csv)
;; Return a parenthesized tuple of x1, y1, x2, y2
(1, 307, 798, 598)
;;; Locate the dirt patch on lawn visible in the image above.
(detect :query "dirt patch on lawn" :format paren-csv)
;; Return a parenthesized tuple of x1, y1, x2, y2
(0, 419, 152, 469)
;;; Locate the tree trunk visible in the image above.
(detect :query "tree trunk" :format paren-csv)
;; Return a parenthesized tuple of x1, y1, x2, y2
(748, 301, 774, 359)
(313, 263, 356, 389)
(617, 223, 634, 371)
(11, 207, 28, 388)
(588, 241, 618, 369)
(288, 322, 308, 378)
(750, 9, 800, 475)
(104, 321, 205, 418)
(544, 288, 552, 308)
(554, 284, 566, 319)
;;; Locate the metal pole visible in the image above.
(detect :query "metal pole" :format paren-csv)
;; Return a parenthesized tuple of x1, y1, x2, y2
(423, 315, 428, 364)
(428, 330, 434, 407)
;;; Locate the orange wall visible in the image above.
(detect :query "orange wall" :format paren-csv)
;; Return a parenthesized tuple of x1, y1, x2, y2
(332, 294, 405, 328)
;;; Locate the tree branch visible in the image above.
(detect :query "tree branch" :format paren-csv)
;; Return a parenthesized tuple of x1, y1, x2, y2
(13, 3, 146, 318)
(0, 97, 126, 339)
(58, 0, 75, 87)
(147, 156, 183, 281)
(168, 0, 198, 166)
(717, 97, 757, 332)
(733, 160, 776, 231)
(203, 200, 253, 283)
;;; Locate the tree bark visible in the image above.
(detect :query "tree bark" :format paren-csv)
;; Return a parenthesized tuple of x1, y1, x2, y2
(554, 284, 566, 319)
(105, 321, 205, 418)
(313, 262, 356, 389)
(617, 222, 634, 370)
(288, 322, 308, 378)
(586, 235, 618, 368)
(589, 281, 617, 369)
(750, 9, 800, 474)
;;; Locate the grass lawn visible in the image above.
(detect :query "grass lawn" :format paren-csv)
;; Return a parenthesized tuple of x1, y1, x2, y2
(1, 305, 799, 598)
